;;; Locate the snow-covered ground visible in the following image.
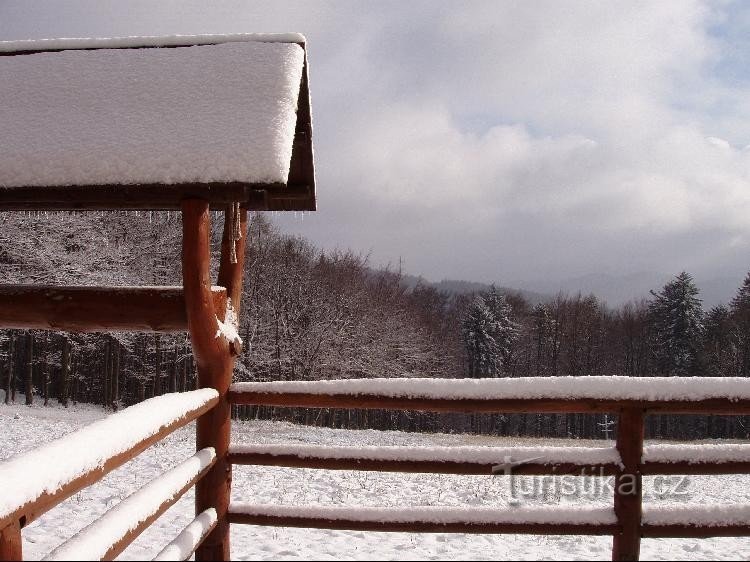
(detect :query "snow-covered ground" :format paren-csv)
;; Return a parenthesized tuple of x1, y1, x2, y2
(2, 399, 750, 560)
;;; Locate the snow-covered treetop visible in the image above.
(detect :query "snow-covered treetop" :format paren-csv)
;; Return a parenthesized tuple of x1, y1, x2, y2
(0, 34, 307, 189)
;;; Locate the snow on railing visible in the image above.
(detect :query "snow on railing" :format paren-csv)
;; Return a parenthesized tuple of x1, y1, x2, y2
(229, 443, 620, 465)
(0, 389, 218, 530)
(44, 448, 216, 561)
(227, 503, 618, 535)
(230, 376, 750, 402)
(153, 508, 218, 562)
(643, 443, 750, 465)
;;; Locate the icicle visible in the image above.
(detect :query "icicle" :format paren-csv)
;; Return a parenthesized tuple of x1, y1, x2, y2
(228, 202, 243, 264)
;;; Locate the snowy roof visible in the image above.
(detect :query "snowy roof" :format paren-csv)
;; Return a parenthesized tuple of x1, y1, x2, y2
(0, 34, 315, 211)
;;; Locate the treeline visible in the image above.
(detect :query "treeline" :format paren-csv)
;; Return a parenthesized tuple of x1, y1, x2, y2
(0, 211, 456, 409)
(1, 211, 749, 440)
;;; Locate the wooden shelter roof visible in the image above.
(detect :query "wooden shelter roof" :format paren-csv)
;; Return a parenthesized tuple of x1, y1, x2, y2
(0, 34, 315, 211)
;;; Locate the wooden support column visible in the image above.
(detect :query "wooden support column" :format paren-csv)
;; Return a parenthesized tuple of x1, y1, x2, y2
(612, 408, 644, 561)
(0, 520, 22, 561)
(182, 200, 246, 562)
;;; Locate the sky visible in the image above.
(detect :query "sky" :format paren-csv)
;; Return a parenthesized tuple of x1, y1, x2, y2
(1, 0, 749, 302)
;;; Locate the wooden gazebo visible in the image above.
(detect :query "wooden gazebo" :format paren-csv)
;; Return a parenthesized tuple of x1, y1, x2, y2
(0, 33, 314, 561)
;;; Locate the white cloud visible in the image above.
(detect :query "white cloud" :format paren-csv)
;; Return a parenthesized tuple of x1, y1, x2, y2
(1, 0, 749, 288)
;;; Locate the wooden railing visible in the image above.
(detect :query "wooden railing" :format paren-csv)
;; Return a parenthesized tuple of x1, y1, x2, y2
(0, 199, 248, 562)
(0, 390, 219, 561)
(227, 377, 750, 562)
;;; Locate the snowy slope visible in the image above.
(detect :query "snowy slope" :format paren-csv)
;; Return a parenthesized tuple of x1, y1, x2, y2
(2, 400, 750, 561)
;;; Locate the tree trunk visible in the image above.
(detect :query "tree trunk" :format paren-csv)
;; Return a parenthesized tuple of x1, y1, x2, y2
(103, 339, 110, 407)
(112, 340, 120, 409)
(4, 334, 14, 404)
(153, 334, 162, 396)
(25, 332, 34, 405)
(60, 337, 71, 407)
(169, 346, 178, 393)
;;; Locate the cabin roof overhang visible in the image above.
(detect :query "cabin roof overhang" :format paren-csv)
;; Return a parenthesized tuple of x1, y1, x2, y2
(0, 34, 315, 211)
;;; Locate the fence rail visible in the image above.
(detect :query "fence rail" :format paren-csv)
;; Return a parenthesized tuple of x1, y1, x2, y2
(228, 377, 750, 561)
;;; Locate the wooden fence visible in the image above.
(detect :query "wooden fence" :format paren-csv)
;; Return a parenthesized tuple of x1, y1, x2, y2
(2, 377, 750, 561)
(226, 379, 750, 561)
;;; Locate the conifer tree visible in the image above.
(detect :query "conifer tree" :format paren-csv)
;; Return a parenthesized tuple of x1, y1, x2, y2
(730, 272, 750, 376)
(648, 272, 704, 376)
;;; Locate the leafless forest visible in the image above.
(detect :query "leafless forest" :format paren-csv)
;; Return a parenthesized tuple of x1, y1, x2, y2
(2, 211, 749, 440)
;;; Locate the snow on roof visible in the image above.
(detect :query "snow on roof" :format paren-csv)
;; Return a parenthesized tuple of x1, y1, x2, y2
(0, 33, 306, 52)
(230, 376, 750, 402)
(0, 36, 305, 188)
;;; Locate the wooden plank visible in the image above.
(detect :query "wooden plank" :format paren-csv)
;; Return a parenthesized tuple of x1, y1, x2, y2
(0, 520, 22, 562)
(227, 390, 750, 415)
(0, 183, 313, 211)
(612, 408, 644, 561)
(0, 285, 226, 333)
(183, 201, 246, 562)
(45, 449, 216, 561)
(228, 451, 619, 476)
(642, 461, 750, 475)
(227, 511, 618, 536)
(641, 524, 750, 538)
(0, 395, 218, 532)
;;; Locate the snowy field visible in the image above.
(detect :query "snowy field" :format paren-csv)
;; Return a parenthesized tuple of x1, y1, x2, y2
(2, 399, 750, 561)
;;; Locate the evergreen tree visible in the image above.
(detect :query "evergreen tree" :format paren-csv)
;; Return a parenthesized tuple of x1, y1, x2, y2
(730, 272, 750, 376)
(648, 272, 704, 376)
(531, 303, 552, 376)
(703, 305, 734, 377)
(461, 296, 499, 377)
(483, 286, 519, 374)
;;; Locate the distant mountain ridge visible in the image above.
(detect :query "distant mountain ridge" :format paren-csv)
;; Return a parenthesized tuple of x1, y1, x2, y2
(400, 274, 549, 305)
(402, 271, 745, 309)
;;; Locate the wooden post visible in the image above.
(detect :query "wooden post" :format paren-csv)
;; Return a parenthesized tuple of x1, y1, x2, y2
(613, 408, 644, 561)
(0, 520, 22, 561)
(183, 200, 246, 562)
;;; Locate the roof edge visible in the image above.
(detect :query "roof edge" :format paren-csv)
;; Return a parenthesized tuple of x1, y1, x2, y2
(0, 33, 306, 53)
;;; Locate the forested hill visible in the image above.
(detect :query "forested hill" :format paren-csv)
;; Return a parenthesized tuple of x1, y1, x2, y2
(400, 274, 549, 305)
(1, 211, 750, 440)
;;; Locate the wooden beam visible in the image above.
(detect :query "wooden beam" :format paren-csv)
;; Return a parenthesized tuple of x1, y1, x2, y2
(612, 408, 644, 562)
(0, 183, 313, 211)
(183, 201, 246, 562)
(0, 520, 22, 562)
(641, 524, 750, 538)
(0, 285, 226, 333)
(227, 451, 619, 476)
(226, 390, 750, 415)
(642, 461, 750, 475)
(227, 511, 619, 536)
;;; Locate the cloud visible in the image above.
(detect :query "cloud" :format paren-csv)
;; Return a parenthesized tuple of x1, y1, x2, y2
(1, 0, 749, 288)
